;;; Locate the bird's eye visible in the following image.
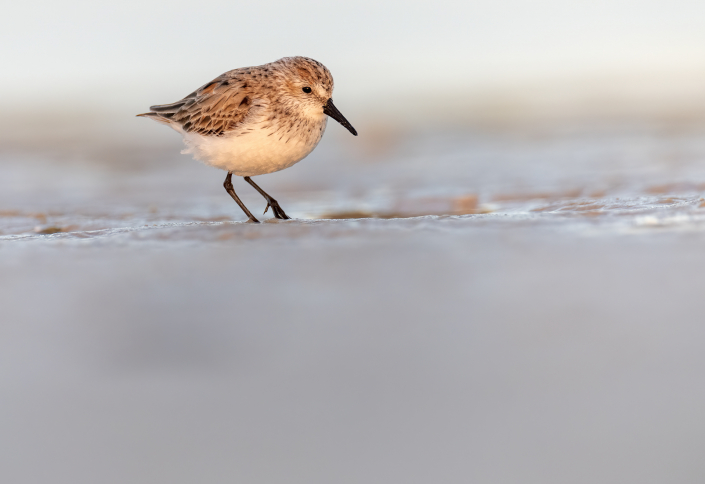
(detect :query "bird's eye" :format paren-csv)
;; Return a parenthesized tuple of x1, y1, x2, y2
(302, 87, 312, 93)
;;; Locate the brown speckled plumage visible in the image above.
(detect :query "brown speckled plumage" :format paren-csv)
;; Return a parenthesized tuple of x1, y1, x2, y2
(137, 56, 357, 223)
(140, 57, 336, 140)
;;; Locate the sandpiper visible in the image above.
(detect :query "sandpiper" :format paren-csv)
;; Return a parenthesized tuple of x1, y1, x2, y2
(138, 56, 357, 222)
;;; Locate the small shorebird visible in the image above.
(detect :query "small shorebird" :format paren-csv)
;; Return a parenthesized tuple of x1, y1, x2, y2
(138, 56, 357, 222)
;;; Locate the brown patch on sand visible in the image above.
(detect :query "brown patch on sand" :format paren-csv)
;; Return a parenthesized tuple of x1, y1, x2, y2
(453, 195, 479, 215)
(646, 182, 705, 194)
(34, 227, 64, 235)
(493, 188, 582, 202)
(320, 211, 377, 220)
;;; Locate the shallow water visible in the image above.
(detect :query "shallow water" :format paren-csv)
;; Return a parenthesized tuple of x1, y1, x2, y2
(2, 123, 705, 483)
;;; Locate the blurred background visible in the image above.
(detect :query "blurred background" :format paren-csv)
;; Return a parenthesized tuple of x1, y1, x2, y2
(2, 1, 705, 483)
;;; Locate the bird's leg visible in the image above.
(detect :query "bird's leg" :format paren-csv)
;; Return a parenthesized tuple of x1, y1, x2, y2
(223, 172, 259, 223)
(243, 176, 291, 220)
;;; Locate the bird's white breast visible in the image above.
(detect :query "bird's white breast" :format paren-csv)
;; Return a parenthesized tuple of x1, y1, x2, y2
(178, 117, 327, 177)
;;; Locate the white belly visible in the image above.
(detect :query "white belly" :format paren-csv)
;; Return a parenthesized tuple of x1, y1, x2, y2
(178, 119, 327, 176)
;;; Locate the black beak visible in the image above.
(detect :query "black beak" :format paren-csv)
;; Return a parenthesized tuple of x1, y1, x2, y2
(323, 98, 357, 136)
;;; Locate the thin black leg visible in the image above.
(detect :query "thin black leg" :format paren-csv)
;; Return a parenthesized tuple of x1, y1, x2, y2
(243, 176, 291, 220)
(223, 172, 259, 223)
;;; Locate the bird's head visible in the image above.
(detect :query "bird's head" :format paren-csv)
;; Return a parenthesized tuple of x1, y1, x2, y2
(274, 56, 357, 136)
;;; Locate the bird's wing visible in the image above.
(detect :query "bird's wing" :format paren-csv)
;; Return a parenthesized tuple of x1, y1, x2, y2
(139, 73, 254, 136)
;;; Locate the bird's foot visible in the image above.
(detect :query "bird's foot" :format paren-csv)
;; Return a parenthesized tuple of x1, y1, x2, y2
(264, 199, 290, 220)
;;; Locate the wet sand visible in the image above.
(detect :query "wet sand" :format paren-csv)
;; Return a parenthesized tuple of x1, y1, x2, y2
(2, 122, 705, 483)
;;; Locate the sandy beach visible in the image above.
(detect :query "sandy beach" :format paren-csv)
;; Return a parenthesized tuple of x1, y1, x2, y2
(2, 120, 705, 483)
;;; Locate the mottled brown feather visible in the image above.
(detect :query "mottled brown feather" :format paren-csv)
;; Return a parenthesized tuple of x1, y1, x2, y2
(141, 57, 336, 139)
(147, 74, 253, 137)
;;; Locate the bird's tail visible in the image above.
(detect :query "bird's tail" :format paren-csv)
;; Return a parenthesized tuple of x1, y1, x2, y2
(136, 112, 172, 125)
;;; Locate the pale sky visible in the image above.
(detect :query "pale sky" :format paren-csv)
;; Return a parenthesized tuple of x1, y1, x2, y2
(3, 0, 705, 114)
